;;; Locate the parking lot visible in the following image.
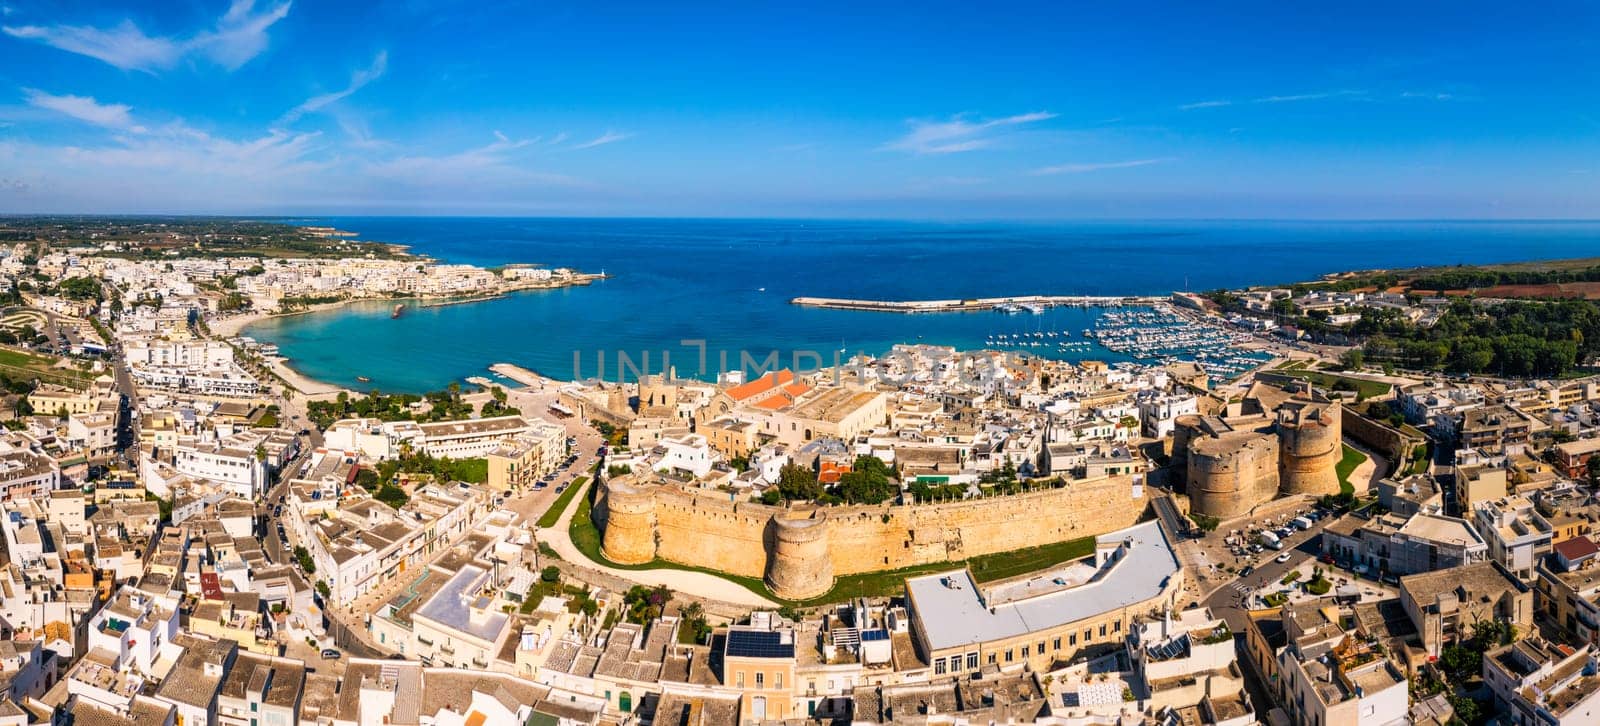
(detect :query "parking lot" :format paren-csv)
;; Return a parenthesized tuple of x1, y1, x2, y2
(1188, 500, 1330, 586)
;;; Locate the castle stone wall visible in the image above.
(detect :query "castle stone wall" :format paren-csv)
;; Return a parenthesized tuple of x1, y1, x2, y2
(597, 474, 1149, 598)
(1278, 406, 1343, 496)
(1187, 434, 1279, 519)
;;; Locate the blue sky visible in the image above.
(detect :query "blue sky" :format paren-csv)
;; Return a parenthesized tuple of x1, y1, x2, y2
(0, 1, 1597, 217)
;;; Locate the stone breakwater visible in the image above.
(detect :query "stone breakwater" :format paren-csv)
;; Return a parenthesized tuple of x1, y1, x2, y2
(790, 294, 1168, 313)
(596, 473, 1150, 601)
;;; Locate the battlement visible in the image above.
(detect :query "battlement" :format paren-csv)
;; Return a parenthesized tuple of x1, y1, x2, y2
(595, 473, 1149, 602)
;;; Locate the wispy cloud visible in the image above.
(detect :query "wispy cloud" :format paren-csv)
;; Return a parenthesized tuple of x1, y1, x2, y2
(1180, 91, 1365, 111)
(1030, 157, 1173, 176)
(883, 111, 1056, 154)
(3, 0, 291, 72)
(1255, 90, 1363, 104)
(1400, 91, 1456, 101)
(22, 89, 145, 132)
(571, 130, 633, 150)
(367, 132, 574, 184)
(279, 51, 388, 125)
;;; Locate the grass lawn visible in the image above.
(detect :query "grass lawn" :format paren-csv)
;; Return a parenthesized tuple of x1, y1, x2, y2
(1271, 369, 1392, 399)
(0, 345, 94, 388)
(567, 487, 1104, 607)
(536, 476, 589, 528)
(1336, 444, 1368, 496)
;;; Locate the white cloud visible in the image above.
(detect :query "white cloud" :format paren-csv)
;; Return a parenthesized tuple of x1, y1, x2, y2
(3, 0, 291, 72)
(367, 132, 579, 187)
(22, 89, 146, 132)
(1179, 100, 1231, 110)
(191, 0, 293, 70)
(883, 111, 1055, 154)
(1400, 91, 1456, 101)
(571, 130, 633, 149)
(279, 51, 388, 125)
(1030, 157, 1173, 176)
(1254, 90, 1363, 104)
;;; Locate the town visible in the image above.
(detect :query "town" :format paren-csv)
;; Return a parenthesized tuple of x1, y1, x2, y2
(3, 220, 1600, 726)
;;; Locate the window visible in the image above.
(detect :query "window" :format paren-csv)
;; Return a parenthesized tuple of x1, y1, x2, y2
(1099, 624, 1107, 637)
(987, 653, 996, 665)
(1021, 645, 1029, 658)
(1037, 640, 1045, 654)
(966, 652, 978, 670)
(1113, 620, 1122, 633)
(1052, 637, 1061, 651)
(1083, 628, 1091, 642)
(756, 672, 765, 688)
(737, 673, 745, 687)
(1005, 649, 1013, 662)
(935, 659, 947, 675)
(775, 673, 783, 689)
(1070, 633, 1077, 646)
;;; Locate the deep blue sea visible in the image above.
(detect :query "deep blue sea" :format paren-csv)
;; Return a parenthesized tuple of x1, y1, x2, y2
(243, 219, 1600, 393)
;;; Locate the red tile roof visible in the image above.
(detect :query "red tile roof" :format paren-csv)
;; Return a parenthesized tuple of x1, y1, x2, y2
(1554, 536, 1599, 563)
(725, 370, 796, 402)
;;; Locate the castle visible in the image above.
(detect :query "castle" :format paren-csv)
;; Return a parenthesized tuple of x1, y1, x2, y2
(1171, 380, 1342, 520)
(595, 471, 1148, 601)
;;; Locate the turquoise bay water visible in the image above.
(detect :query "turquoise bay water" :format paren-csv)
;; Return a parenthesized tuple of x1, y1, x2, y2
(245, 219, 1600, 393)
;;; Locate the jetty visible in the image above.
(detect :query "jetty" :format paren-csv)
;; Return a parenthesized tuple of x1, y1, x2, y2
(489, 363, 553, 389)
(790, 294, 1167, 313)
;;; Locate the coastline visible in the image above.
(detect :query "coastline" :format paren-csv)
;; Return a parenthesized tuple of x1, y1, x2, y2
(214, 280, 602, 396)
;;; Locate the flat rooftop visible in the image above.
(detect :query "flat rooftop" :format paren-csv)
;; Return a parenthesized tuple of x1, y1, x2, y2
(906, 519, 1177, 652)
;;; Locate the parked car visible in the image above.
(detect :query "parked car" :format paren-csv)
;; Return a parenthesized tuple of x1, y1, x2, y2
(321, 649, 341, 660)
(1239, 565, 1255, 578)
(1275, 552, 1292, 563)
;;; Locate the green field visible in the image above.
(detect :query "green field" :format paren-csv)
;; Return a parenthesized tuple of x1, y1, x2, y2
(1271, 369, 1392, 399)
(566, 487, 1103, 606)
(536, 476, 589, 528)
(1336, 444, 1368, 496)
(0, 345, 95, 388)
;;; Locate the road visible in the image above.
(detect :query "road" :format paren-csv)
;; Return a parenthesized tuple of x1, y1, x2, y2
(1195, 512, 1343, 715)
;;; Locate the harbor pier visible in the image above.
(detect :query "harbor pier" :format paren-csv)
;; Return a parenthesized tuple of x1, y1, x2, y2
(789, 294, 1168, 313)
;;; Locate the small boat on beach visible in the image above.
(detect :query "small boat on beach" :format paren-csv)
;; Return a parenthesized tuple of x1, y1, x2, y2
(391, 304, 405, 319)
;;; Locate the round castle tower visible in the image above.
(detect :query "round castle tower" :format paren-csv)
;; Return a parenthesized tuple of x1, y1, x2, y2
(764, 511, 834, 601)
(1169, 414, 1205, 490)
(1277, 401, 1343, 496)
(1186, 433, 1280, 520)
(600, 478, 658, 565)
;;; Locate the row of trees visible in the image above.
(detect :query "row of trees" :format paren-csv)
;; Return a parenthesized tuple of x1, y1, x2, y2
(307, 385, 481, 429)
(757, 456, 900, 506)
(1361, 299, 1595, 377)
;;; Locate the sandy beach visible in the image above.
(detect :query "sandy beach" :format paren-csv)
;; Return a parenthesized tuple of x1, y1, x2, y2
(208, 300, 357, 339)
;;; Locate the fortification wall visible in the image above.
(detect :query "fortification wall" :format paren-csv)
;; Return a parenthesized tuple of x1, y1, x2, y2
(599, 480, 658, 565)
(598, 474, 1150, 593)
(1278, 409, 1343, 496)
(1342, 409, 1419, 476)
(651, 488, 772, 577)
(1187, 434, 1279, 519)
(1170, 415, 1204, 489)
(765, 513, 834, 601)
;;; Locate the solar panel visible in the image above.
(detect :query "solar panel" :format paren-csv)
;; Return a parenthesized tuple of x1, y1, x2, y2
(725, 629, 796, 659)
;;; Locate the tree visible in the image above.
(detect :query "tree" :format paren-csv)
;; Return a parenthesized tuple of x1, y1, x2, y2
(836, 456, 898, 504)
(1447, 695, 1480, 725)
(776, 464, 822, 501)
(294, 546, 316, 574)
(540, 566, 561, 583)
(1339, 348, 1364, 370)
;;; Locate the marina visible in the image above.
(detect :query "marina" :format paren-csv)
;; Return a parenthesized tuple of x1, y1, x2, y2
(1088, 305, 1272, 380)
